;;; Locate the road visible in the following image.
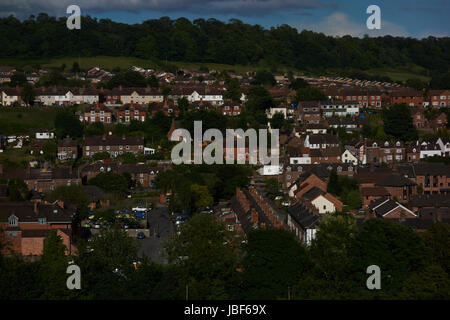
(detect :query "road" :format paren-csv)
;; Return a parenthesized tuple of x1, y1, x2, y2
(137, 205, 174, 265)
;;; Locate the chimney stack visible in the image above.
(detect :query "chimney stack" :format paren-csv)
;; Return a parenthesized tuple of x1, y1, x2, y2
(250, 207, 259, 226)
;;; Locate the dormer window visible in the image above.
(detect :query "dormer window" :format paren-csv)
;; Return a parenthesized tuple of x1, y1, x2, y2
(396, 141, 401, 147)
(8, 215, 18, 227)
(348, 166, 353, 171)
(373, 142, 377, 147)
(384, 141, 389, 147)
(38, 217, 46, 224)
(337, 166, 342, 172)
(287, 166, 291, 172)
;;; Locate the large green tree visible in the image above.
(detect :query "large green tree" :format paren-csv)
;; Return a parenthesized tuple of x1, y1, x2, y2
(382, 104, 418, 141)
(164, 214, 240, 299)
(242, 228, 308, 299)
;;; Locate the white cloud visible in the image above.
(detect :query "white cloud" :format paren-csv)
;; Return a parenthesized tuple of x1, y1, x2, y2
(293, 12, 410, 37)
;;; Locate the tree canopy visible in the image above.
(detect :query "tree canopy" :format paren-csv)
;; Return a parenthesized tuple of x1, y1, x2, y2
(1, 15, 449, 73)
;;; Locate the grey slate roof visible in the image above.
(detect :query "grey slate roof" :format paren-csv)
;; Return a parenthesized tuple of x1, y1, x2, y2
(375, 173, 416, 187)
(287, 202, 320, 229)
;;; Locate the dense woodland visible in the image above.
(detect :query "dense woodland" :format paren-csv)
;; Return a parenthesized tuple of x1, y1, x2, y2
(1, 14, 450, 74)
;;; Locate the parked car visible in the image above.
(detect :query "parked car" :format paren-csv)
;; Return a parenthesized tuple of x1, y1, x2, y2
(175, 215, 189, 226)
(137, 232, 145, 239)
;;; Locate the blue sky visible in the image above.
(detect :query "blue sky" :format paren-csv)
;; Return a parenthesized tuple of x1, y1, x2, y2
(0, 0, 449, 38)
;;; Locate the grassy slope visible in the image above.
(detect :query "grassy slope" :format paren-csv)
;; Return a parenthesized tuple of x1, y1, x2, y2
(365, 65, 431, 82)
(0, 107, 59, 135)
(0, 56, 430, 82)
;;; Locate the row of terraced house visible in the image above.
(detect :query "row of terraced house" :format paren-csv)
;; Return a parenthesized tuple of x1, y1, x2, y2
(0, 85, 228, 106)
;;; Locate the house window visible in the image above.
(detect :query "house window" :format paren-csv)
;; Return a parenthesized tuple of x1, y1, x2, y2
(8, 215, 18, 227)
(38, 218, 46, 224)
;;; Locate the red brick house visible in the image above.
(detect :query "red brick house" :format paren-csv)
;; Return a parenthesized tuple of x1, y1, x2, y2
(361, 186, 391, 209)
(298, 101, 321, 124)
(0, 202, 75, 256)
(364, 140, 406, 165)
(230, 187, 287, 235)
(80, 161, 169, 187)
(151, 100, 180, 116)
(221, 102, 242, 116)
(80, 103, 112, 124)
(411, 108, 427, 129)
(0, 167, 81, 193)
(310, 147, 342, 164)
(368, 198, 417, 219)
(82, 135, 144, 158)
(429, 112, 447, 130)
(428, 90, 450, 108)
(57, 136, 78, 161)
(340, 89, 383, 108)
(117, 103, 147, 123)
(390, 88, 424, 106)
(374, 172, 417, 202)
(402, 163, 450, 195)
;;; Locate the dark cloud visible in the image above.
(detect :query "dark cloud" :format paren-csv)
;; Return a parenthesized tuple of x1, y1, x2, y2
(0, 0, 338, 18)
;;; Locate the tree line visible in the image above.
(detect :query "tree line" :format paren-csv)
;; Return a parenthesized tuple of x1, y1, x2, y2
(1, 213, 449, 299)
(1, 14, 449, 74)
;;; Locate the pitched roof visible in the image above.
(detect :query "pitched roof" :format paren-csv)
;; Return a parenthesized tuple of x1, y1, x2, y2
(409, 194, 450, 208)
(360, 186, 390, 197)
(368, 198, 416, 217)
(83, 135, 144, 146)
(302, 186, 326, 201)
(375, 173, 417, 187)
(287, 202, 321, 228)
(0, 202, 73, 223)
(308, 134, 339, 145)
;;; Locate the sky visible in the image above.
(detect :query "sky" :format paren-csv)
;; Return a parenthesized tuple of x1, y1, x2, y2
(0, 0, 449, 38)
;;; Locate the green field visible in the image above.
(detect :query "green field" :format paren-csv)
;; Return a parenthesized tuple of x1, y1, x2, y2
(365, 65, 431, 82)
(0, 56, 259, 74)
(0, 107, 59, 135)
